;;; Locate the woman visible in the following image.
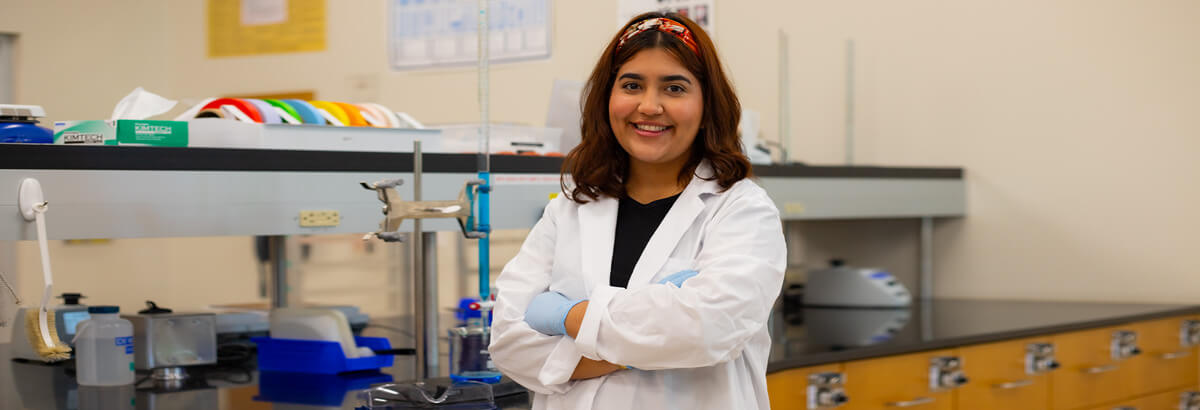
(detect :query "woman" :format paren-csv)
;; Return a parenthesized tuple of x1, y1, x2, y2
(489, 12, 786, 410)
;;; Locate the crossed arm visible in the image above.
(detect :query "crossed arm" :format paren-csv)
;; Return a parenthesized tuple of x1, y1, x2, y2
(565, 301, 624, 379)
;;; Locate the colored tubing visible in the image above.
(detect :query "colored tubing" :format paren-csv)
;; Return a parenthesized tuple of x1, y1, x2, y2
(478, 171, 491, 299)
(246, 99, 281, 124)
(201, 98, 263, 123)
(195, 108, 226, 118)
(281, 99, 324, 124)
(359, 103, 401, 128)
(309, 101, 350, 126)
(355, 103, 391, 128)
(264, 99, 303, 124)
(332, 102, 368, 127)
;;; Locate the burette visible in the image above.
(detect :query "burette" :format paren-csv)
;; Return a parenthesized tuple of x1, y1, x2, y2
(476, 0, 492, 305)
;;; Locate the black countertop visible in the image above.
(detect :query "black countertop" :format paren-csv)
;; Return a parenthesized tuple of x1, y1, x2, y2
(767, 298, 1200, 372)
(0, 144, 961, 178)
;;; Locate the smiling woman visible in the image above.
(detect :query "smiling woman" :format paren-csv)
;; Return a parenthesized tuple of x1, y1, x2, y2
(489, 11, 785, 410)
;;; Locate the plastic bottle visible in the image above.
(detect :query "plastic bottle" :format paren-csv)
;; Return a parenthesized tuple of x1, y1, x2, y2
(74, 306, 135, 386)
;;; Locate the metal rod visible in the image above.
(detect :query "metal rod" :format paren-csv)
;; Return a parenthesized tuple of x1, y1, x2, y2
(920, 217, 933, 300)
(412, 141, 426, 380)
(422, 231, 439, 377)
(778, 29, 790, 163)
(845, 38, 855, 165)
(267, 235, 288, 308)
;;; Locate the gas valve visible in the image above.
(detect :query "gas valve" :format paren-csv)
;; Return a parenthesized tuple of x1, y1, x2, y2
(1182, 320, 1200, 347)
(1180, 390, 1200, 410)
(807, 372, 848, 409)
(929, 356, 969, 391)
(1111, 330, 1141, 360)
(1025, 342, 1061, 374)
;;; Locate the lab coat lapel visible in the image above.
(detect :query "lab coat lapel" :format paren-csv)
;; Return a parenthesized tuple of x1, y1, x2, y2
(578, 195, 619, 292)
(625, 166, 717, 290)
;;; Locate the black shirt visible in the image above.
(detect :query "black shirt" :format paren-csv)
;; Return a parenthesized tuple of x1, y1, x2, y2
(609, 193, 681, 288)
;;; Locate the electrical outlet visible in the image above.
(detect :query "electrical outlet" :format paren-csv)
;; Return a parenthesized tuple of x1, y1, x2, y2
(299, 210, 340, 227)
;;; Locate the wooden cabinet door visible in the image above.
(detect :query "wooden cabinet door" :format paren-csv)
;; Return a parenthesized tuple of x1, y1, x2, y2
(842, 349, 955, 410)
(1051, 327, 1130, 409)
(956, 338, 1050, 410)
(768, 364, 843, 410)
(1125, 316, 1199, 396)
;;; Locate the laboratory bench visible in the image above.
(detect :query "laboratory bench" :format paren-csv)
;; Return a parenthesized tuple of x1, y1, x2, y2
(5, 298, 1200, 409)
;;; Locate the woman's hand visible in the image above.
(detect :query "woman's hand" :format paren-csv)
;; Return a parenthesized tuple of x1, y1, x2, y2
(523, 291, 586, 336)
(570, 357, 625, 380)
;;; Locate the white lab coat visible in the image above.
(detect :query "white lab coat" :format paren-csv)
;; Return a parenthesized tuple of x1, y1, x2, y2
(489, 161, 787, 410)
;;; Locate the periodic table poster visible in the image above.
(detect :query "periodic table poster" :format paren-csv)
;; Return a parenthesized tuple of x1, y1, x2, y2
(617, 0, 714, 33)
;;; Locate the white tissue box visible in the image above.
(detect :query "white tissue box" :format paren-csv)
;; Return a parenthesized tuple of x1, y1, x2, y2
(53, 120, 188, 147)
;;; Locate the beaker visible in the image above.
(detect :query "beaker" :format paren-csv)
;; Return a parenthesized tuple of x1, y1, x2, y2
(447, 325, 502, 383)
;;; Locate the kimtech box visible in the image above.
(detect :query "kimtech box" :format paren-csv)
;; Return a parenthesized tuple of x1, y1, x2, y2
(54, 120, 188, 147)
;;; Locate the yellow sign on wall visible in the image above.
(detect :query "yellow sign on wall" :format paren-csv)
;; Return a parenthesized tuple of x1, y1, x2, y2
(207, 0, 326, 57)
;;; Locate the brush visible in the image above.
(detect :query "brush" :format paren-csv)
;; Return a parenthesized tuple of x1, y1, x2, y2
(18, 180, 71, 362)
(27, 201, 70, 361)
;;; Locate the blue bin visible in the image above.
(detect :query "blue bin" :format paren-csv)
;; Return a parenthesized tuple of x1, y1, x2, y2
(253, 336, 394, 374)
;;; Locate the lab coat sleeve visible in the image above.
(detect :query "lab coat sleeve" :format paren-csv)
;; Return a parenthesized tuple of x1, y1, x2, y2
(573, 188, 786, 369)
(488, 199, 583, 395)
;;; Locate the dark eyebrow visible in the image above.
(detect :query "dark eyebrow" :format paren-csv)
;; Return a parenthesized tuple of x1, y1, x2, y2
(662, 75, 692, 84)
(616, 73, 692, 84)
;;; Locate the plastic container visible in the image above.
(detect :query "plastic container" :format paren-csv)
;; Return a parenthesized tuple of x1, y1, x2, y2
(253, 336, 393, 374)
(448, 325, 502, 383)
(74, 306, 135, 386)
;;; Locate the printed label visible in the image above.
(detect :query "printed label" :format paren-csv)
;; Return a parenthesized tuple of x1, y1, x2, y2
(61, 132, 107, 144)
(126, 345, 134, 354)
(115, 336, 134, 346)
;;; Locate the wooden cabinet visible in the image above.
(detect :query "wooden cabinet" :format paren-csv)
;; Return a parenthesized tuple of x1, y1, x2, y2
(767, 364, 843, 410)
(842, 349, 957, 410)
(955, 338, 1051, 410)
(1125, 316, 1199, 396)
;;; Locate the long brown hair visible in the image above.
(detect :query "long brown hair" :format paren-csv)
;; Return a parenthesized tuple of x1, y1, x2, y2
(561, 11, 752, 203)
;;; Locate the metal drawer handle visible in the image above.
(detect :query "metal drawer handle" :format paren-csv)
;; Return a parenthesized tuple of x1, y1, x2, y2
(886, 397, 935, 407)
(1160, 350, 1191, 360)
(993, 379, 1035, 389)
(1084, 364, 1119, 374)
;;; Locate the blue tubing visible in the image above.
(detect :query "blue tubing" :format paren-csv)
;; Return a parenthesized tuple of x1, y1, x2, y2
(478, 171, 492, 300)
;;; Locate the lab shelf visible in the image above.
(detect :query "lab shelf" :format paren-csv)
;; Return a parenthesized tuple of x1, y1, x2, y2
(0, 144, 964, 240)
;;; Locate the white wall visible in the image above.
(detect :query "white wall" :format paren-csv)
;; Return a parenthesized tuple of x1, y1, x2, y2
(3, 0, 1199, 310)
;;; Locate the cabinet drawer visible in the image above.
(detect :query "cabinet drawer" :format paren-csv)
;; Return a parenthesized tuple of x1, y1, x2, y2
(768, 364, 844, 410)
(1126, 316, 1199, 396)
(842, 349, 957, 410)
(956, 338, 1051, 410)
(1051, 326, 1136, 409)
(1089, 386, 1200, 410)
